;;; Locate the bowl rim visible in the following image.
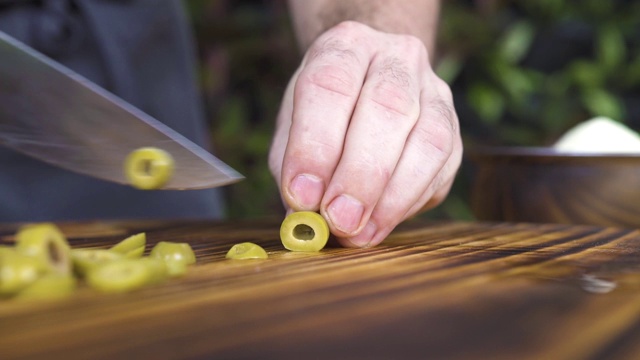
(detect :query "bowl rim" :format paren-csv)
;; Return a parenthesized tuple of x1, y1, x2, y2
(469, 146, 640, 160)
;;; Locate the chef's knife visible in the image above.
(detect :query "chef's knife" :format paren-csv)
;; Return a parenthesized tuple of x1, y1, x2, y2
(0, 31, 243, 190)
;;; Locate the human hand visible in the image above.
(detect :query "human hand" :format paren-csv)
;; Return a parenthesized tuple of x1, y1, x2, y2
(269, 21, 462, 248)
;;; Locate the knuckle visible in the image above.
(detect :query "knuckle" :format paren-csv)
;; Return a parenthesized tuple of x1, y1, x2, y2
(368, 58, 418, 119)
(308, 38, 360, 64)
(399, 34, 429, 58)
(432, 75, 455, 103)
(300, 64, 360, 98)
(337, 156, 393, 199)
(290, 137, 341, 168)
(412, 118, 454, 164)
(425, 97, 459, 135)
(353, 154, 393, 185)
(392, 34, 429, 69)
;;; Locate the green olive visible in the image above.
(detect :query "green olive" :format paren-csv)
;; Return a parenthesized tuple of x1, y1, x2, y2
(124, 147, 174, 190)
(15, 273, 77, 300)
(225, 242, 268, 260)
(86, 259, 153, 293)
(110, 233, 146, 255)
(71, 249, 123, 276)
(15, 223, 71, 275)
(150, 242, 196, 265)
(0, 251, 45, 295)
(280, 211, 329, 252)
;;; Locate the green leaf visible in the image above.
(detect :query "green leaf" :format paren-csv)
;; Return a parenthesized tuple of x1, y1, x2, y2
(622, 56, 640, 88)
(498, 20, 535, 64)
(581, 88, 625, 121)
(489, 61, 536, 105)
(467, 83, 505, 125)
(568, 60, 605, 89)
(597, 25, 626, 71)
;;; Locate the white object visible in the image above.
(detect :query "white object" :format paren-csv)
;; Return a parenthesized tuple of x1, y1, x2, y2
(554, 117, 640, 153)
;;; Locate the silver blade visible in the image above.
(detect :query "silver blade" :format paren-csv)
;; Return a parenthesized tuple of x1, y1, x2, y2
(0, 31, 243, 190)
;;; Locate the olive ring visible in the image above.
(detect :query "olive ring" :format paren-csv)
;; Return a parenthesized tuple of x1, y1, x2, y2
(280, 211, 329, 252)
(124, 147, 174, 190)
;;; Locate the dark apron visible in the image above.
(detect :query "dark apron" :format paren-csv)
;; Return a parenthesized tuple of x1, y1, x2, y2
(0, 0, 224, 222)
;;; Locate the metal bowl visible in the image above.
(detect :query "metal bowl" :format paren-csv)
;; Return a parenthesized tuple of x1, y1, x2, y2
(470, 147, 640, 228)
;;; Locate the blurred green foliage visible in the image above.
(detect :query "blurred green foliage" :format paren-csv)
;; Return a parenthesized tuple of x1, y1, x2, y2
(186, 0, 297, 219)
(439, 0, 640, 146)
(185, 0, 640, 221)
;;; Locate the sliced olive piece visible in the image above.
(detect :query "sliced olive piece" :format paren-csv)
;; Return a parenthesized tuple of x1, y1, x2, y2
(86, 259, 153, 293)
(0, 251, 45, 295)
(165, 260, 188, 277)
(71, 249, 123, 276)
(280, 211, 329, 252)
(138, 258, 169, 284)
(226, 242, 268, 260)
(110, 233, 146, 254)
(0, 245, 13, 257)
(124, 147, 174, 190)
(123, 246, 145, 259)
(15, 223, 71, 275)
(150, 242, 196, 265)
(16, 273, 77, 301)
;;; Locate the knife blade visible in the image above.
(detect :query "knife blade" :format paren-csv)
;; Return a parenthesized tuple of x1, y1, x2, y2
(0, 31, 243, 190)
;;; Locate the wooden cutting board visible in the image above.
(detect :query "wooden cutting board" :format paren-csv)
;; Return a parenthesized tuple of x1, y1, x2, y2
(2, 219, 640, 359)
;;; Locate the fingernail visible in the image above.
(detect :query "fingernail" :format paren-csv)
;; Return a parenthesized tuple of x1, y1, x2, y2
(346, 221, 377, 248)
(327, 194, 364, 234)
(289, 174, 324, 210)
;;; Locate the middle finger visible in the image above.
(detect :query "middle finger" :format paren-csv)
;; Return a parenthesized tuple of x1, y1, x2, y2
(320, 34, 428, 237)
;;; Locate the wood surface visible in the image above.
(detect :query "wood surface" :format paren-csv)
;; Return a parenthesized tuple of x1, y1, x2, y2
(2, 219, 640, 359)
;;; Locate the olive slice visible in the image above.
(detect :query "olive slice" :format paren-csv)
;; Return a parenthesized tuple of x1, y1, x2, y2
(0, 245, 13, 257)
(15, 223, 71, 275)
(86, 259, 153, 293)
(150, 242, 196, 265)
(123, 246, 145, 259)
(0, 251, 45, 295)
(138, 258, 169, 284)
(280, 211, 329, 252)
(124, 147, 174, 190)
(110, 233, 146, 254)
(71, 249, 123, 276)
(16, 273, 77, 300)
(165, 260, 188, 277)
(225, 242, 268, 260)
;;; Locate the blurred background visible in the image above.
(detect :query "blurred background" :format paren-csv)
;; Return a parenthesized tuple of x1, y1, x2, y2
(185, 0, 640, 221)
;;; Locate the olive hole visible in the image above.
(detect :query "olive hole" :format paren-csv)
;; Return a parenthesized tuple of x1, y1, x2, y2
(138, 159, 154, 176)
(293, 224, 315, 241)
(47, 240, 61, 264)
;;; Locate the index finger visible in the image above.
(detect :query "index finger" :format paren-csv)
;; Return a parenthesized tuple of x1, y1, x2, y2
(280, 22, 376, 211)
